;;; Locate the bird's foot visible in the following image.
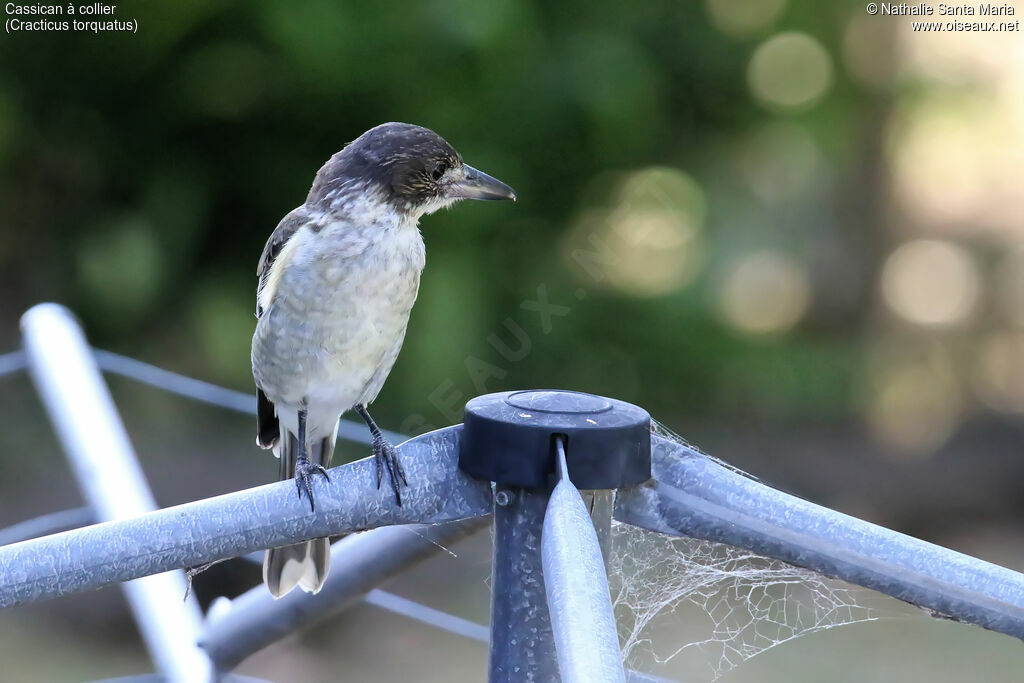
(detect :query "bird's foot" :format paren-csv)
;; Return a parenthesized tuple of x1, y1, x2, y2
(373, 437, 408, 506)
(295, 459, 330, 512)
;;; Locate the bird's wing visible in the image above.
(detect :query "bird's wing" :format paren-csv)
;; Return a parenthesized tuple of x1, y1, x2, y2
(256, 207, 310, 318)
(253, 209, 311, 448)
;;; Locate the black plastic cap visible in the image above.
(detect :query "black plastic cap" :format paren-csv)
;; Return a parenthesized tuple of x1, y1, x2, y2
(458, 390, 652, 490)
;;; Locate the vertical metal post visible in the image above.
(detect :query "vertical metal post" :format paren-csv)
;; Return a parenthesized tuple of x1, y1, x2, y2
(21, 303, 212, 683)
(460, 390, 650, 683)
(489, 485, 560, 682)
(542, 438, 625, 683)
(587, 489, 615, 568)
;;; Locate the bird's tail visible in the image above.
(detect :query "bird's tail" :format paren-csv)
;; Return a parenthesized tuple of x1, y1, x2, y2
(263, 428, 336, 598)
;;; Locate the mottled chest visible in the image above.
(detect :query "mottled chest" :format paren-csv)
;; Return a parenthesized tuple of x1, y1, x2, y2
(316, 219, 426, 291)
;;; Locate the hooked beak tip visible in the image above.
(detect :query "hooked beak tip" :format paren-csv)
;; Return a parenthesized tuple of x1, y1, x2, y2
(455, 164, 517, 202)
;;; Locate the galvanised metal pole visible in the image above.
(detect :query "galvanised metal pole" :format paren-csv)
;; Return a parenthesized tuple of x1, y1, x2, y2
(542, 437, 626, 682)
(91, 349, 404, 446)
(0, 506, 95, 546)
(0, 424, 492, 607)
(227, 551, 495, 644)
(460, 390, 651, 683)
(615, 435, 1024, 640)
(20, 303, 213, 683)
(201, 518, 486, 672)
(490, 483, 559, 681)
(362, 589, 491, 643)
(588, 489, 615, 568)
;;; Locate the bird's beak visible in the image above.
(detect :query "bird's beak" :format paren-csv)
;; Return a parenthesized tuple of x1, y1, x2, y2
(450, 164, 517, 201)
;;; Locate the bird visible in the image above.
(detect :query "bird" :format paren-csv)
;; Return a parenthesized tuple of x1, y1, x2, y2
(251, 122, 516, 597)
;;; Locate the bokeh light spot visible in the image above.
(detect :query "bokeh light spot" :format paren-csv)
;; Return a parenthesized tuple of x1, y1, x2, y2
(880, 240, 979, 327)
(705, 0, 787, 39)
(77, 216, 164, 322)
(717, 250, 811, 335)
(866, 355, 961, 457)
(890, 93, 1024, 237)
(566, 168, 707, 298)
(190, 278, 260, 386)
(748, 32, 833, 111)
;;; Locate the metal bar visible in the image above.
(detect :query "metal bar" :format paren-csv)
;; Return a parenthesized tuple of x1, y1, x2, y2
(229, 550, 495, 645)
(93, 349, 404, 445)
(587, 490, 615, 568)
(201, 518, 487, 672)
(0, 423, 491, 608)
(20, 303, 213, 683)
(0, 349, 26, 376)
(615, 435, 1024, 639)
(372, 592, 673, 683)
(93, 349, 255, 414)
(542, 438, 625, 683)
(0, 506, 95, 547)
(364, 589, 491, 644)
(221, 552, 665, 679)
(489, 484, 559, 682)
(0, 508, 492, 651)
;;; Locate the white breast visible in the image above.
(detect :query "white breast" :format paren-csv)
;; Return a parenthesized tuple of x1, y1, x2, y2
(252, 198, 425, 439)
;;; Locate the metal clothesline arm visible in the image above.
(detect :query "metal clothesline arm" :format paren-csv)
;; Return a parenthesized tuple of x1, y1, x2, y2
(200, 518, 488, 672)
(0, 506, 96, 547)
(0, 505, 494, 649)
(615, 435, 1024, 640)
(91, 349, 404, 446)
(362, 589, 491, 643)
(0, 423, 492, 608)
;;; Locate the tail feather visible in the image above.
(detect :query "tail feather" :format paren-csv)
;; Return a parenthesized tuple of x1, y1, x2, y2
(263, 427, 336, 598)
(256, 389, 279, 449)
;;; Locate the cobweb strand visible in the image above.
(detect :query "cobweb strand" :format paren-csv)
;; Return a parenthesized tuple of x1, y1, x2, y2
(608, 423, 884, 681)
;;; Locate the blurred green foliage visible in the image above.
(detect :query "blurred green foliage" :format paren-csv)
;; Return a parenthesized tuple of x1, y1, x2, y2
(0, 0, 878, 433)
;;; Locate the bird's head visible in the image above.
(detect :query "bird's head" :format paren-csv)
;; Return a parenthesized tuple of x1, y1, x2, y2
(309, 122, 516, 219)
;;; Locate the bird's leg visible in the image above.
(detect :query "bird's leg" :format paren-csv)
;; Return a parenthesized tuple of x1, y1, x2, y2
(294, 406, 330, 512)
(355, 404, 407, 506)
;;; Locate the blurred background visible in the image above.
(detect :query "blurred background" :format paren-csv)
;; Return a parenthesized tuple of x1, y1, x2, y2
(3, 0, 1024, 680)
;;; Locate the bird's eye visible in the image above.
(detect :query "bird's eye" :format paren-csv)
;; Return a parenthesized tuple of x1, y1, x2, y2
(431, 161, 448, 181)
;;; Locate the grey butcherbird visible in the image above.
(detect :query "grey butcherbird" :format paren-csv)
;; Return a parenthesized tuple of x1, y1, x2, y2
(251, 122, 515, 597)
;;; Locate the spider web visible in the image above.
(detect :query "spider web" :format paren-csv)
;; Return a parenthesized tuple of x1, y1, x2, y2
(607, 423, 889, 681)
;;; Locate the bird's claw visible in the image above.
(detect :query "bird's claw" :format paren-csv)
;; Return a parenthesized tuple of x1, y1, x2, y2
(373, 437, 407, 506)
(295, 460, 330, 512)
